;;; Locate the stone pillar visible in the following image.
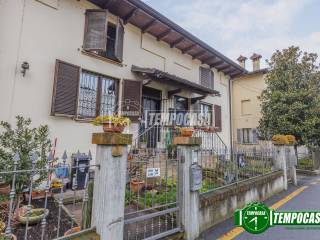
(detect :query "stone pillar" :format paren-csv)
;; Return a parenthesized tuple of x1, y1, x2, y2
(273, 145, 288, 190)
(173, 136, 202, 240)
(91, 133, 132, 240)
(273, 144, 298, 188)
(312, 149, 320, 170)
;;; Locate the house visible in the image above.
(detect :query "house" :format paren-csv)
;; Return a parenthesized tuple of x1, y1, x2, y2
(0, 0, 246, 158)
(231, 54, 268, 150)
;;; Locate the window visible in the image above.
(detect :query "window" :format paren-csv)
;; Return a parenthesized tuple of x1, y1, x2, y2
(241, 99, 251, 115)
(200, 67, 214, 89)
(242, 128, 251, 144)
(200, 103, 212, 126)
(51, 60, 119, 119)
(78, 71, 117, 118)
(83, 10, 124, 62)
(237, 128, 258, 144)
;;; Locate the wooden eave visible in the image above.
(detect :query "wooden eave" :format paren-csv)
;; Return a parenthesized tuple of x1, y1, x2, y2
(88, 0, 247, 78)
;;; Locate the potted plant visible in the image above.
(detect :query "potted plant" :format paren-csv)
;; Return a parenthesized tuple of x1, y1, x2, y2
(0, 183, 10, 196)
(0, 116, 51, 210)
(92, 115, 131, 133)
(64, 226, 81, 236)
(18, 206, 49, 225)
(130, 179, 145, 193)
(0, 233, 17, 240)
(180, 127, 194, 137)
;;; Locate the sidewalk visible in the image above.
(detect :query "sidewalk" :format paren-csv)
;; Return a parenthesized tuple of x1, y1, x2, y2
(201, 174, 319, 240)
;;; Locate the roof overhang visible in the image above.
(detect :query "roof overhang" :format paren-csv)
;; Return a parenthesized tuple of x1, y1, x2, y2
(87, 0, 247, 78)
(132, 65, 220, 96)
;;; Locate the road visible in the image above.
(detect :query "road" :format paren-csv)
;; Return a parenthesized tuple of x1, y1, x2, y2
(202, 174, 320, 240)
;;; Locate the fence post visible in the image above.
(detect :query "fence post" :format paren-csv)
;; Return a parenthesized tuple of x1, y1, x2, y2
(91, 132, 132, 240)
(273, 145, 288, 190)
(173, 136, 202, 240)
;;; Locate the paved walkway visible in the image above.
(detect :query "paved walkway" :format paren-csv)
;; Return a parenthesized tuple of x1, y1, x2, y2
(202, 175, 320, 240)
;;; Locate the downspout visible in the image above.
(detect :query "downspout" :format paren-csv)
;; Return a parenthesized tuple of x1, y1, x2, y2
(228, 77, 233, 155)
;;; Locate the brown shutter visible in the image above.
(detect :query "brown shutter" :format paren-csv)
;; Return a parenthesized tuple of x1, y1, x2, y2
(210, 71, 214, 89)
(214, 105, 222, 132)
(51, 60, 80, 117)
(115, 17, 124, 62)
(200, 67, 214, 89)
(83, 10, 108, 51)
(122, 80, 142, 122)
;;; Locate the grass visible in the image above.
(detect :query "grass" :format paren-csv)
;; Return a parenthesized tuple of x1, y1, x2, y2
(297, 158, 314, 170)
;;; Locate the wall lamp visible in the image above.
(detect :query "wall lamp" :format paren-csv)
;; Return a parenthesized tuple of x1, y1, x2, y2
(21, 61, 30, 77)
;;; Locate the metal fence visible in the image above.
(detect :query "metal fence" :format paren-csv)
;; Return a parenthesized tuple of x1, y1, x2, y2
(124, 148, 181, 240)
(297, 152, 314, 170)
(198, 149, 275, 193)
(0, 151, 97, 240)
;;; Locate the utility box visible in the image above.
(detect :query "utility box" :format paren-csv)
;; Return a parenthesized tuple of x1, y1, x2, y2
(190, 163, 202, 191)
(70, 153, 90, 190)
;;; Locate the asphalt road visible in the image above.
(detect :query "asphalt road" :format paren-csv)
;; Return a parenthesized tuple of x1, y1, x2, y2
(202, 175, 320, 240)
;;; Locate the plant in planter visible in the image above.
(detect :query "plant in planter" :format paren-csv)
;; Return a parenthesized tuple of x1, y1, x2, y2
(130, 179, 145, 193)
(18, 206, 49, 225)
(0, 233, 17, 240)
(92, 115, 131, 133)
(0, 116, 51, 214)
(179, 127, 194, 137)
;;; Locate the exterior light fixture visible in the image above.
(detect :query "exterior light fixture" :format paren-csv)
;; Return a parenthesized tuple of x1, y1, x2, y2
(21, 61, 30, 77)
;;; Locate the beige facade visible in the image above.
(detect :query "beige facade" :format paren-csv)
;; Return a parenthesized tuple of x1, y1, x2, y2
(0, 0, 243, 159)
(231, 63, 268, 148)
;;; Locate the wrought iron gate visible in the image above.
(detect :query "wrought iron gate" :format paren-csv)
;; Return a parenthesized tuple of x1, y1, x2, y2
(124, 145, 181, 240)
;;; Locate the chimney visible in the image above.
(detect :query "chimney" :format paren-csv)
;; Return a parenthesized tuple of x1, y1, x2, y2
(250, 53, 262, 71)
(237, 55, 247, 69)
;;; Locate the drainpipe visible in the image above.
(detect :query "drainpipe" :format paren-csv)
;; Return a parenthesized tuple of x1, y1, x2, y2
(228, 77, 233, 155)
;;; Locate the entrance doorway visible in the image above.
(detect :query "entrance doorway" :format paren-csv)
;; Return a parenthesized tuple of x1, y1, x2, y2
(140, 86, 161, 148)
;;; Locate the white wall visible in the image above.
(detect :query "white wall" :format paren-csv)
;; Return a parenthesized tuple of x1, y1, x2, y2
(0, 0, 232, 159)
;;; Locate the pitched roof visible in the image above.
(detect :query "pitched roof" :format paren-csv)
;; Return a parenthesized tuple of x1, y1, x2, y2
(88, 0, 247, 77)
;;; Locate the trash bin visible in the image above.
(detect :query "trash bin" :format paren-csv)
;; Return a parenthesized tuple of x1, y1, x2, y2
(70, 153, 90, 190)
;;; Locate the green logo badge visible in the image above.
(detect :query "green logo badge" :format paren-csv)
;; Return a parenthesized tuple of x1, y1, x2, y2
(235, 202, 320, 234)
(235, 202, 271, 234)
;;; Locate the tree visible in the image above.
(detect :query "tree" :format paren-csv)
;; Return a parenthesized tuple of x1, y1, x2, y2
(258, 46, 320, 147)
(0, 116, 51, 194)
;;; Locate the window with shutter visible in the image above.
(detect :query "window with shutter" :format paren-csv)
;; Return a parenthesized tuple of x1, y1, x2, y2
(237, 129, 242, 143)
(200, 103, 213, 126)
(200, 67, 214, 89)
(214, 105, 222, 132)
(252, 128, 258, 144)
(83, 10, 108, 51)
(122, 80, 142, 122)
(83, 10, 125, 62)
(51, 60, 80, 117)
(115, 17, 124, 62)
(77, 71, 118, 118)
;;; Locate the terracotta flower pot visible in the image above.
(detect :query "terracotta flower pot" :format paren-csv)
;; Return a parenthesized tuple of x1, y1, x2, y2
(0, 233, 17, 240)
(0, 183, 10, 195)
(130, 179, 145, 193)
(64, 226, 81, 236)
(102, 123, 125, 133)
(180, 128, 194, 137)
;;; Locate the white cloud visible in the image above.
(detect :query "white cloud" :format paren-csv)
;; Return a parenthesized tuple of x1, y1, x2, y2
(166, 0, 318, 69)
(173, 0, 309, 39)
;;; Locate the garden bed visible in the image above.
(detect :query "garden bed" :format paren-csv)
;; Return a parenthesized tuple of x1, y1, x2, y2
(12, 198, 76, 240)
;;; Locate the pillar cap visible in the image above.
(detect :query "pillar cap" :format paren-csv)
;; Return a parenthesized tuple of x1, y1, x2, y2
(173, 136, 202, 146)
(92, 133, 132, 145)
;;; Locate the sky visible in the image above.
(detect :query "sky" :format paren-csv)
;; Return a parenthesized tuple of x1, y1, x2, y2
(142, 0, 320, 70)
